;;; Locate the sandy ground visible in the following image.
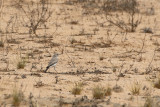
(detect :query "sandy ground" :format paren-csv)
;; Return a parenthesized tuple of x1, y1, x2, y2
(0, 0, 160, 106)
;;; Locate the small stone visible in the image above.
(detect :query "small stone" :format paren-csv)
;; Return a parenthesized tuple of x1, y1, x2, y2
(113, 103, 127, 107)
(4, 94, 11, 99)
(118, 73, 125, 77)
(113, 85, 123, 93)
(113, 103, 122, 107)
(21, 74, 27, 79)
(92, 104, 98, 107)
(62, 98, 74, 104)
(143, 85, 149, 90)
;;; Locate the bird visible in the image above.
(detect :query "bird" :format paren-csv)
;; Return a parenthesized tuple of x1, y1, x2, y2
(44, 53, 59, 73)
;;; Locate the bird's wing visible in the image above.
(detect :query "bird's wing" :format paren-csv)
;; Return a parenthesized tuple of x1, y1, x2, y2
(48, 57, 58, 67)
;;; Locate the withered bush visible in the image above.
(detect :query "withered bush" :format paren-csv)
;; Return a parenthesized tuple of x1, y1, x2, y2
(15, 0, 53, 36)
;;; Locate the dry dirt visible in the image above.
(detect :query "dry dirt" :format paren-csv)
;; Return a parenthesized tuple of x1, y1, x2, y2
(0, 0, 160, 107)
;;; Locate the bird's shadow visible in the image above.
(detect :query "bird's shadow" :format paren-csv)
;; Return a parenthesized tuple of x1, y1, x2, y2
(43, 69, 111, 75)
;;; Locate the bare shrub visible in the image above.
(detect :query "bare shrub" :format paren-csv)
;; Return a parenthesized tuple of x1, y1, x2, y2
(74, 0, 141, 32)
(0, 0, 4, 17)
(65, 0, 102, 15)
(104, 0, 141, 32)
(15, 0, 53, 36)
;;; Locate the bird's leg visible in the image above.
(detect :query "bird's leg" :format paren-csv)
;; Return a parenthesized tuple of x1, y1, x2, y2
(54, 66, 58, 73)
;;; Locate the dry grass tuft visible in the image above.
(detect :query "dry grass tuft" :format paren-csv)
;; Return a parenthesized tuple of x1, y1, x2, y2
(0, 41, 4, 47)
(153, 78, 160, 89)
(72, 82, 83, 95)
(92, 85, 106, 99)
(99, 56, 105, 61)
(12, 88, 24, 107)
(143, 97, 154, 107)
(105, 86, 112, 96)
(17, 58, 26, 69)
(130, 81, 141, 95)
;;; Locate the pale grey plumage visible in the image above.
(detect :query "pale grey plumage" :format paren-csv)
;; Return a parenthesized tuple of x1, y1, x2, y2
(44, 53, 59, 73)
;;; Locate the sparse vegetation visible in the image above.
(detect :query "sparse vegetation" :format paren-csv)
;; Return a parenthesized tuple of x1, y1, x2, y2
(105, 86, 112, 96)
(92, 85, 106, 99)
(153, 78, 160, 89)
(17, 58, 26, 69)
(16, 0, 53, 36)
(143, 97, 154, 107)
(72, 82, 83, 95)
(130, 81, 141, 95)
(0, 40, 4, 47)
(145, 7, 155, 16)
(0, 0, 160, 106)
(104, 0, 141, 32)
(12, 88, 24, 107)
(99, 56, 104, 61)
(70, 38, 78, 44)
(72, 0, 141, 32)
(34, 80, 44, 88)
(142, 27, 153, 34)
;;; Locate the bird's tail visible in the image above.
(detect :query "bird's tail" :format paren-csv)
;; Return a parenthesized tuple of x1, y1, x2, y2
(44, 66, 49, 73)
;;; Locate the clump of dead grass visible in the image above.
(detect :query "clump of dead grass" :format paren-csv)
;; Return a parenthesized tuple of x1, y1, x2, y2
(92, 85, 112, 99)
(92, 85, 106, 99)
(72, 82, 83, 95)
(105, 85, 112, 96)
(153, 77, 160, 89)
(12, 88, 24, 107)
(0, 40, 4, 47)
(17, 58, 26, 69)
(143, 97, 154, 107)
(130, 81, 141, 95)
(99, 56, 105, 61)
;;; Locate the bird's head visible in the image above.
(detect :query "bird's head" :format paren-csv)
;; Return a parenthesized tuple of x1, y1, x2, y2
(53, 53, 60, 57)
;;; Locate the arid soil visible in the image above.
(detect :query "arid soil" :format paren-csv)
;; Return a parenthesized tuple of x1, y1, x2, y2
(0, 0, 160, 107)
